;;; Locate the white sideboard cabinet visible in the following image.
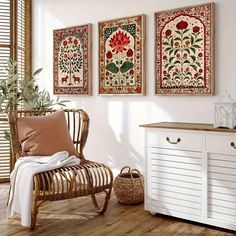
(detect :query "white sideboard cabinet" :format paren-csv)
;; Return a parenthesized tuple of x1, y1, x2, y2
(140, 122, 236, 231)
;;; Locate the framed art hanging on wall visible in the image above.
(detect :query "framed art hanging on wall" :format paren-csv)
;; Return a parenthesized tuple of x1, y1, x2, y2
(53, 24, 91, 95)
(155, 3, 215, 95)
(98, 15, 145, 95)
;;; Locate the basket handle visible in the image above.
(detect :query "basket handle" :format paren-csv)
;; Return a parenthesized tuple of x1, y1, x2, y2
(120, 166, 131, 174)
(130, 169, 144, 190)
(131, 169, 141, 175)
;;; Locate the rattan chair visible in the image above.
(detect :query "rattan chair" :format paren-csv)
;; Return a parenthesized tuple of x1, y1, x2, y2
(8, 109, 113, 230)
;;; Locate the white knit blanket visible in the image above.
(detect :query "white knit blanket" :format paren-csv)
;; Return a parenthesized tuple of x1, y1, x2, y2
(7, 151, 80, 227)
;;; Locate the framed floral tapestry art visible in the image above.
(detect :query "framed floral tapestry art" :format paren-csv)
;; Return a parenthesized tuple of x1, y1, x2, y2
(155, 3, 215, 95)
(53, 24, 91, 95)
(98, 15, 145, 95)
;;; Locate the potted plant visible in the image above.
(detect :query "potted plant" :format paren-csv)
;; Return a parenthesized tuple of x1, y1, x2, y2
(0, 58, 68, 111)
(0, 59, 69, 140)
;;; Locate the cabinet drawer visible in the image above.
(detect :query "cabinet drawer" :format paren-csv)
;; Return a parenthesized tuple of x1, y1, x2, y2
(206, 134, 236, 155)
(147, 130, 203, 150)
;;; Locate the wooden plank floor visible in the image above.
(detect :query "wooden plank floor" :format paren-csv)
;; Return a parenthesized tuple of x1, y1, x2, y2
(0, 183, 236, 236)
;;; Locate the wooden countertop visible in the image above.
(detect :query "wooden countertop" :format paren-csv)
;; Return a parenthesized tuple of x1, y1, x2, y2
(140, 122, 236, 133)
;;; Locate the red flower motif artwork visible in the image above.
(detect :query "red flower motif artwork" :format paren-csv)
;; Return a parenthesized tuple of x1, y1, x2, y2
(165, 29, 172, 37)
(99, 15, 145, 95)
(109, 31, 130, 54)
(106, 51, 113, 59)
(127, 49, 133, 57)
(74, 39, 78, 45)
(155, 3, 215, 95)
(53, 24, 91, 95)
(176, 21, 188, 30)
(193, 26, 200, 33)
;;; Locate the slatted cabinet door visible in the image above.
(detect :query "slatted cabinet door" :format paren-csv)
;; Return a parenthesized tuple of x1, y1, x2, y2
(208, 154, 236, 223)
(145, 128, 203, 222)
(207, 133, 236, 224)
(146, 147, 202, 218)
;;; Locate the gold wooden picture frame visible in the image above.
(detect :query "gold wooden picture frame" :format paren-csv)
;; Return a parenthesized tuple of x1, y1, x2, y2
(53, 24, 92, 95)
(155, 3, 215, 95)
(98, 15, 145, 95)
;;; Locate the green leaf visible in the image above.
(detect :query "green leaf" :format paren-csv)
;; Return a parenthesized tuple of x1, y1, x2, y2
(11, 74, 18, 82)
(163, 77, 169, 81)
(8, 58, 14, 67)
(169, 49, 174, 55)
(185, 48, 190, 54)
(169, 57, 175, 63)
(163, 42, 169, 46)
(60, 100, 70, 104)
(190, 55, 196, 62)
(183, 29, 189, 34)
(190, 64, 197, 71)
(105, 63, 119, 74)
(197, 76, 204, 81)
(196, 62, 201, 67)
(190, 47, 196, 54)
(3, 131, 10, 141)
(195, 38, 203, 43)
(167, 65, 174, 72)
(183, 60, 190, 64)
(174, 60, 181, 64)
(175, 30, 181, 35)
(33, 68, 43, 76)
(193, 45, 201, 48)
(0, 81, 6, 95)
(120, 61, 134, 73)
(0, 94, 6, 107)
(174, 49, 179, 56)
(171, 38, 174, 47)
(164, 63, 169, 69)
(165, 47, 171, 52)
(183, 36, 190, 41)
(191, 35, 195, 45)
(57, 102, 67, 107)
(174, 37, 181, 41)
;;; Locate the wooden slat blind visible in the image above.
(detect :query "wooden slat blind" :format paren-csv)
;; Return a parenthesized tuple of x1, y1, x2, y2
(0, 0, 11, 182)
(0, 117, 10, 182)
(0, 0, 10, 77)
(0, 0, 31, 182)
(17, 0, 25, 81)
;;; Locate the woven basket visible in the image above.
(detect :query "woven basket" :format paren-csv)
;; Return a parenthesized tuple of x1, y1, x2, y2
(113, 166, 144, 205)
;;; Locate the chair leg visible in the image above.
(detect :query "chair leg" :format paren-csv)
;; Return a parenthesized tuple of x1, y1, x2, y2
(30, 200, 40, 231)
(82, 161, 114, 214)
(91, 186, 112, 214)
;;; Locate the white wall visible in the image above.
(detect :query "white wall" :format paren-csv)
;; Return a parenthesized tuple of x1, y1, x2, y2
(32, 0, 236, 175)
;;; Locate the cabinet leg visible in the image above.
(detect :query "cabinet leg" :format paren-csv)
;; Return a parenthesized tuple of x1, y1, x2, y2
(150, 211, 157, 215)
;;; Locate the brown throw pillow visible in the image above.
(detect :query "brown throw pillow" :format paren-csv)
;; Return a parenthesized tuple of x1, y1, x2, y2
(17, 110, 78, 156)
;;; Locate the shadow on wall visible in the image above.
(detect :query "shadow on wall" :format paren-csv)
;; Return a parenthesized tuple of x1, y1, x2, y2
(79, 97, 177, 176)
(86, 99, 148, 176)
(106, 128, 143, 176)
